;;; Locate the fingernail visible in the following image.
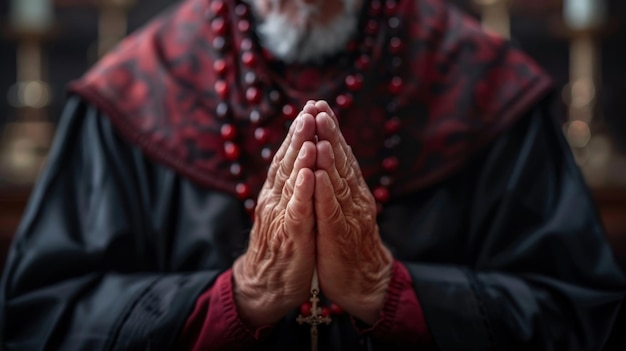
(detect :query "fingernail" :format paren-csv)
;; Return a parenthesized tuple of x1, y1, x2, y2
(296, 118, 304, 132)
(299, 146, 307, 159)
(297, 171, 305, 186)
(325, 114, 335, 129)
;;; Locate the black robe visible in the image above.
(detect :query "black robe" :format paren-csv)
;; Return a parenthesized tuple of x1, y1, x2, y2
(1, 95, 624, 350)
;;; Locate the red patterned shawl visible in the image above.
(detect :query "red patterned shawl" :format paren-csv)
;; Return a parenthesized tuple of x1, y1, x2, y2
(69, 0, 553, 200)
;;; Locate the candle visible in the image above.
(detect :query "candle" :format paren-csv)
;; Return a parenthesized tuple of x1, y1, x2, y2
(564, 0, 607, 30)
(10, 0, 54, 32)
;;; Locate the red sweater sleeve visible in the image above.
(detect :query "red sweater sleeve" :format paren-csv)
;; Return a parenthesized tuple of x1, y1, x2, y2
(180, 262, 430, 349)
(178, 269, 272, 350)
(354, 260, 432, 346)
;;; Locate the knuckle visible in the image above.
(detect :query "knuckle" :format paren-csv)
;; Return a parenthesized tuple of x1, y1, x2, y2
(339, 155, 353, 174)
(336, 178, 352, 202)
(343, 164, 357, 183)
(281, 178, 295, 199)
(325, 202, 345, 226)
(277, 158, 292, 180)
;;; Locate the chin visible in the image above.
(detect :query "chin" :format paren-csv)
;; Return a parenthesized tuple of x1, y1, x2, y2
(249, 0, 361, 64)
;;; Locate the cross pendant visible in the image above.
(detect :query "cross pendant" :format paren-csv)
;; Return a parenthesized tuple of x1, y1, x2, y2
(296, 269, 331, 351)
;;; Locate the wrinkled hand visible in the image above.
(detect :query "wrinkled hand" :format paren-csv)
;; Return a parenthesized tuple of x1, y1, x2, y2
(233, 103, 319, 327)
(313, 101, 393, 325)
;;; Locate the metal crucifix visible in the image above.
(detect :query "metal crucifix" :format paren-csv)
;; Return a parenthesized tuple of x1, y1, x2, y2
(296, 268, 332, 351)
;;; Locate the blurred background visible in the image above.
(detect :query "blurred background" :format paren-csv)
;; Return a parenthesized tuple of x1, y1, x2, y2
(0, 0, 625, 272)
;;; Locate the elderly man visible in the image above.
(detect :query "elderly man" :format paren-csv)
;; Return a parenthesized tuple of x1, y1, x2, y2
(1, 0, 624, 350)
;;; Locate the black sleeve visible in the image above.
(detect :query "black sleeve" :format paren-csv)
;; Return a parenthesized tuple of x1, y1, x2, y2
(402, 106, 626, 350)
(0, 97, 241, 350)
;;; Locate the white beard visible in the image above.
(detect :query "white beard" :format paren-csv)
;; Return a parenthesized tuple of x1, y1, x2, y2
(248, 0, 360, 64)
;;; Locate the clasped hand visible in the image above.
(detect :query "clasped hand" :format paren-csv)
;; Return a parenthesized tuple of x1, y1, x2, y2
(233, 101, 393, 328)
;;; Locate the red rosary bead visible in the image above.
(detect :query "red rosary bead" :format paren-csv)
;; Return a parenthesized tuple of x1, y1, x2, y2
(300, 302, 312, 316)
(215, 80, 228, 98)
(383, 157, 399, 172)
(356, 55, 371, 70)
(235, 183, 250, 199)
(385, 117, 401, 135)
(389, 77, 403, 95)
(210, 0, 226, 16)
(336, 94, 353, 109)
(299, 302, 343, 317)
(282, 104, 297, 120)
(246, 86, 261, 103)
(345, 74, 364, 91)
(242, 51, 257, 67)
(220, 123, 237, 140)
(330, 303, 343, 315)
(213, 59, 227, 75)
(374, 186, 390, 204)
(224, 141, 240, 161)
(211, 17, 227, 35)
(320, 307, 330, 317)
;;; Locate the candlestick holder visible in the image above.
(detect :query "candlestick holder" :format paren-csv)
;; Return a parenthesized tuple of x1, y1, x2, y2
(559, 4, 626, 187)
(1, 25, 56, 185)
(95, 0, 136, 59)
(473, 0, 511, 39)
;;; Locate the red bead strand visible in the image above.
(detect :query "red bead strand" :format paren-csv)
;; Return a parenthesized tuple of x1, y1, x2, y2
(209, 0, 405, 218)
